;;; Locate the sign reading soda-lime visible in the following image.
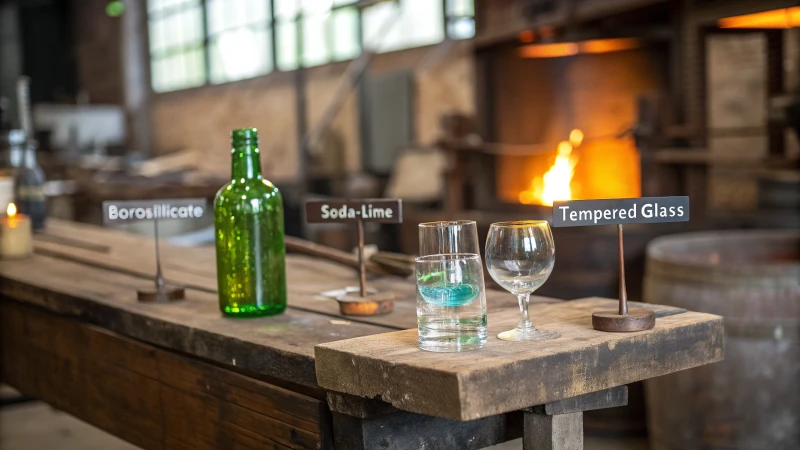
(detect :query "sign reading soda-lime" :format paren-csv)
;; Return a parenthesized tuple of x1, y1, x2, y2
(552, 196, 689, 227)
(305, 199, 402, 224)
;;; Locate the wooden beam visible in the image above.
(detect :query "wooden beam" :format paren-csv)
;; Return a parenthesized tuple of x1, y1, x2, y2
(0, 253, 395, 387)
(330, 409, 520, 450)
(315, 298, 724, 420)
(0, 299, 331, 450)
(524, 411, 583, 450)
(530, 386, 628, 416)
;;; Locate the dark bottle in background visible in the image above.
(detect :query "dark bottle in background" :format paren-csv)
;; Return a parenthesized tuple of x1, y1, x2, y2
(13, 140, 46, 231)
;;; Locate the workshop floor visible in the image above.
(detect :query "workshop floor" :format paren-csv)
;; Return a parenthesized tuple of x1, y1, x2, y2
(1, 392, 647, 450)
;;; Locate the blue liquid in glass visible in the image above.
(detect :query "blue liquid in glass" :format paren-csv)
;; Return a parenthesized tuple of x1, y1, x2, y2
(418, 283, 479, 307)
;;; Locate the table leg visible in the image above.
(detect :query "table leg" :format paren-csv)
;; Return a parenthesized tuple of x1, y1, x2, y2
(523, 411, 583, 450)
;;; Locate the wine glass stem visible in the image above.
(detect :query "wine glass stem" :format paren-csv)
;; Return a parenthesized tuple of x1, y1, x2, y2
(517, 293, 535, 330)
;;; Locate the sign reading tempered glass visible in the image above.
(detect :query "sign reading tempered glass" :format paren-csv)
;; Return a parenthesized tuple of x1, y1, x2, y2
(551, 196, 690, 333)
(552, 196, 690, 227)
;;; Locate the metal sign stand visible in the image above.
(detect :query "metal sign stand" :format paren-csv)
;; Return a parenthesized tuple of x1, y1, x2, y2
(305, 199, 402, 316)
(334, 218, 395, 316)
(136, 217, 185, 303)
(551, 196, 690, 332)
(590, 224, 655, 332)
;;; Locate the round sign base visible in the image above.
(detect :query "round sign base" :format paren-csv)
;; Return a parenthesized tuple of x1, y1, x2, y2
(592, 309, 655, 332)
(137, 285, 185, 303)
(336, 292, 395, 316)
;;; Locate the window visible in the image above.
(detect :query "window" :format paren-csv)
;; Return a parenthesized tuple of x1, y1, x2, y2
(445, 0, 475, 40)
(148, 0, 207, 92)
(207, 0, 273, 84)
(148, 0, 475, 92)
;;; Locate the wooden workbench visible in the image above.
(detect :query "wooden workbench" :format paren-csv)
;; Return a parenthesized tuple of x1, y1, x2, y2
(0, 220, 723, 449)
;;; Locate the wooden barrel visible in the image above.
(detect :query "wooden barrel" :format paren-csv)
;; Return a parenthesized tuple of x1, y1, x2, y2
(644, 230, 800, 450)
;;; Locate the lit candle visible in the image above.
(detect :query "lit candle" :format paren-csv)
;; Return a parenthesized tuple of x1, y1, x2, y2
(0, 203, 33, 258)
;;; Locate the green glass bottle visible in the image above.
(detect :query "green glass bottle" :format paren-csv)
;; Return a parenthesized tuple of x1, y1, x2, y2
(214, 128, 287, 317)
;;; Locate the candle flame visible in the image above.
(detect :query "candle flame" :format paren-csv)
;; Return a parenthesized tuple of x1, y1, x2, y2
(7, 203, 16, 218)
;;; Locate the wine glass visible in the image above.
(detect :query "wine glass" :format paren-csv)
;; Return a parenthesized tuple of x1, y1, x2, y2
(418, 220, 480, 257)
(485, 220, 559, 341)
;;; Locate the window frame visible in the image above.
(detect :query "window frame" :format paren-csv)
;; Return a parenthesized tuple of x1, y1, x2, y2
(148, 0, 474, 93)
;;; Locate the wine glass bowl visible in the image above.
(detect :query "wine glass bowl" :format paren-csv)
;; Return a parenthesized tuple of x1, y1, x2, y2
(485, 220, 560, 342)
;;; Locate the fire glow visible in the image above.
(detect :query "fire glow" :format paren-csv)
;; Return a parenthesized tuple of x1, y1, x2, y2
(519, 129, 583, 206)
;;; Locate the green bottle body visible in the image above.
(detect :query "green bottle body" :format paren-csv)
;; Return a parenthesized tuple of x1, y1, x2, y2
(214, 129, 286, 317)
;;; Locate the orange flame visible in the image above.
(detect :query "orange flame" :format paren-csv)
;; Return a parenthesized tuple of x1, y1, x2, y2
(518, 129, 582, 206)
(7, 203, 16, 217)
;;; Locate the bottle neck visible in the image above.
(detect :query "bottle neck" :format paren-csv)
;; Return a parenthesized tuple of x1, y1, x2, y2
(23, 142, 37, 168)
(231, 142, 262, 180)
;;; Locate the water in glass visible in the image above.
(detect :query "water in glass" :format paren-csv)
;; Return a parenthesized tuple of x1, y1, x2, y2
(416, 253, 487, 352)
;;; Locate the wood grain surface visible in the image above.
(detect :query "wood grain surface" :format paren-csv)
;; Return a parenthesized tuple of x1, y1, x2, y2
(315, 298, 724, 420)
(32, 219, 549, 330)
(0, 219, 551, 386)
(0, 300, 329, 450)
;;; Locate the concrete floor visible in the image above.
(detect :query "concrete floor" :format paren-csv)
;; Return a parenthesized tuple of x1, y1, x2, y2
(0, 395, 647, 450)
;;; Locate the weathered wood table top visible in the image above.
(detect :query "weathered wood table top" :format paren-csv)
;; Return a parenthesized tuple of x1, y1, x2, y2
(0, 219, 537, 386)
(316, 298, 723, 420)
(0, 219, 725, 450)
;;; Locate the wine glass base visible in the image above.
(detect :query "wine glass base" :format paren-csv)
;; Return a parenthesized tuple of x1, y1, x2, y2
(497, 328, 560, 342)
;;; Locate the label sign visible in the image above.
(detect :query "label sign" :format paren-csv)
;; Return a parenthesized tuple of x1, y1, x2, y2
(305, 199, 402, 224)
(103, 198, 207, 225)
(552, 196, 689, 227)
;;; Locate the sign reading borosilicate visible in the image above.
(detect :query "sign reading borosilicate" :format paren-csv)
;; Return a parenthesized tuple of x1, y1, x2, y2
(102, 198, 207, 225)
(552, 196, 689, 227)
(305, 199, 402, 224)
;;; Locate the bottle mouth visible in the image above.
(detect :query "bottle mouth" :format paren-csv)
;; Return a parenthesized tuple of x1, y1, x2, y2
(232, 128, 258, 146)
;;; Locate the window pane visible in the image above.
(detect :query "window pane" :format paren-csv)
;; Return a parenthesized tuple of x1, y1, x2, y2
(363, 0, 445, 53)
(275, 0, 300, 20)
(446, 0, 474, 17)
(207, 0, 270, 35)
(149, 5, 204, 55)
(210, 27, 273, 83)
(302, 13, 330, 67)
(276, 21, 299, 70)
(151, 48, 206, 92)
(302, 0, 332, 14)
(447, 17, 474, 39)
(184, 47, 207, 87)
(149, 17, 167, 53)
(157, 5, 204, 51)
(331, 7, 359, 61)
(149, 0, 197, 13)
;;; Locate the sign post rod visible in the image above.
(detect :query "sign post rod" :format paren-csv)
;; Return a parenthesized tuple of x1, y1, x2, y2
(304, 198, 402, 315)
(357, 219, 366, 298)
(102, 198, 207, 304)
(154, 216, 165, 290)
(552, 196, 691, 332)
(618, 224, 627, 316)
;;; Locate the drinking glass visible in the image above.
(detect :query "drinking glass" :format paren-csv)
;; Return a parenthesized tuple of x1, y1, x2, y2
(418, 220, 479, 256)
(485, 220, 559, 341)
(416, 253, 488, 352)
